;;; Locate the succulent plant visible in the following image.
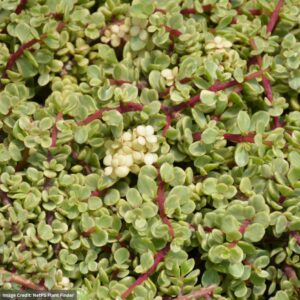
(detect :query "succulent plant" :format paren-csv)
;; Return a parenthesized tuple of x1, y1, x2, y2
(0, 0, 300, 300)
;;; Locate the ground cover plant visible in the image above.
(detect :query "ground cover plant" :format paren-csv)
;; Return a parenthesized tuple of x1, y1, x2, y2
(0, 0, 300, 299)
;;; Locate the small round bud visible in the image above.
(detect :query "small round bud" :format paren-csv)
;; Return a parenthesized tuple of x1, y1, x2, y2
(123, 132, 132, 141)
(103, 154, 112, 166)
(104, 167, 113, 176)
(145, 125, 154, 136)
(146, 135, 157, 144)
(144, 153, 157, 165)
(111, 25, 120, 33)
(112, 157, 119, 167)
(136, 125, 146, 136)
(115, 166, 130, 177)
(137, 136, 146, 146)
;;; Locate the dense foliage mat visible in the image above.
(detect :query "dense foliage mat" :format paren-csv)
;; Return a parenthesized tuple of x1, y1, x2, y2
(0, 0, 300, 299)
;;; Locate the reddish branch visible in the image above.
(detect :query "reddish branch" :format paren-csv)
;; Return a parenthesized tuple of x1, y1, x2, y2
(224, 133, 272, 146)
(164, 26, 183, 38)
(81, 226, 96, 237)
(209, 70, 263, 93)
(239, 219, 252, 234)
(2, 35, 45, 80)
(267, 0, 284, 33)
(0, 269, 44, 290)
(224, 133, 255, 143)
(0, 190, 11, 206)
(15, 148, 30, 172)
(15, 0, 28, 14)
(109, 79, 148, 90)
(173, 285, 216, 300)
(51, 112, 63, 147)
(71, 149, 92, 174)
(284, 265, 298, 280)
(77, 102, 143, 126)
(156, 173, 175, 238)
(249, 8, 262, 16)
(47, 12, 64, 20)
(180, 8, 197, 15)
(291, 232, 300, 246)
(121, 244, 170, 300)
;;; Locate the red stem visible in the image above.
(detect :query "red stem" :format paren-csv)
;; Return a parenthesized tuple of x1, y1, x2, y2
(15, 148, 29, 172)
(266, 0, 284, 33)
(81, 226, 96, 237)
(3, 37, 43, 78)
(0, 190, 11, 206)
(155, 8, 167, 14)
(202, 4, 213, 12)
(71, 149, 92, 174)
(291, 232, 300, 246)
(173, 285, 216, 300)
(77, 102, 143, 126)
(156, 174, 174, 238)
(121, 244, 170, 300)
(0, 269, 44, 290)
(239, 219, 252, 234)
(250, 39, 283, 128)
(164, 26, 183, 38)
(15, 0, 28, 14)
(284, 265, 298, 280)
(47, 12, 64, 20)
(224, 133, 255, 143)
(163, 114, 172, 137)
(192, 132, 202, 141)
(51, 112, 63, 148)
(180, 8, 197, 15)
(249, 8, 263, 16)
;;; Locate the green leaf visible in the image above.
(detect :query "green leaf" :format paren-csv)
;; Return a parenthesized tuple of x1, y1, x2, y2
(37, 222, 54, 241)
(74, 126, 88, 144)
(114, 248, 130, 265)
(160, 162, 175, 183)
(200, 90, 216, 106)
(244, 223, 265, 242)
(202, 128, 219, 144)
(91, 227, 108, 247)
(235, 144, 249, 167)
(126, 188, 143, 207)
(237, 111, 251, 132)
(228, 263, 244, 278)
(137, 175, 157, 199)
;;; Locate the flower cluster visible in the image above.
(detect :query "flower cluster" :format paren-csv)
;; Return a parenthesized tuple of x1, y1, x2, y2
(205, 36, 233, 52)
(161, 67, 178, 86)
(103, 125, 159, 178)
(0, 0, 299, 300)
(100, 19, 130, 47)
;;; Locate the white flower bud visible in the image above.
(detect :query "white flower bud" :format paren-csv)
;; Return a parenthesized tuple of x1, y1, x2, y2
(144, 153, 157, 165)
(214, 36, 222, 44)
(111, 36, 120, 47)
(112, 157, 119, 167)
(104, 167, 113, 176)
(61, 277, 70, 286)
(123, 132, 132, 141)
(124, 155, 133, 167)
(111, 25, 120, 33)
(115, 166, 129, 177)
(104, 30, 111, 37)
(161, 69, 173, 80)
(137, 136, 146, 146)
(136, 125, 146, 136)
(146, 135, 157, 144)
(103, 154, 112, 166)
(132, 151, 143, 162)
(145, 125, 154, 136)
